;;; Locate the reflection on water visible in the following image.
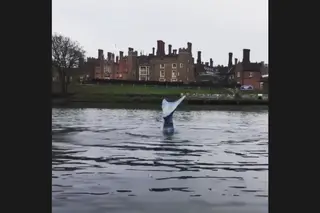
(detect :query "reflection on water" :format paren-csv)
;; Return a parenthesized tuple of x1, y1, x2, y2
(52, 108, 268, 213)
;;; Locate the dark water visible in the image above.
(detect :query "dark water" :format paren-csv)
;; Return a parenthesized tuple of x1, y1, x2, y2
(52, 108, 268, 213)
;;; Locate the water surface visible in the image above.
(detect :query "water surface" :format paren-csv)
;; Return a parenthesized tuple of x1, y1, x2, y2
(52, 108, 268, 213)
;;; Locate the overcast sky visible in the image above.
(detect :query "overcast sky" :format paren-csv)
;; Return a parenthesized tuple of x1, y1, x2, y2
(52, 0, 268, 65)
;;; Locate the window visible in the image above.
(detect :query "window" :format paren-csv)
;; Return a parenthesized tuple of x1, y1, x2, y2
(160, 70, 165, 77)
(172, 63, 177, 68)
(139, 66, 147, 75)
(160, 64, 165, 68)
(171, 78, 177, 82)
(159, 78, 165, 82)
(180, 63, 184, 68)
(139, 66, 149, 75)
(140, 66, 146, 71)
(249, 72, 253, 77)
(237, 72, 240, 77)
(172, 70, 177, 77)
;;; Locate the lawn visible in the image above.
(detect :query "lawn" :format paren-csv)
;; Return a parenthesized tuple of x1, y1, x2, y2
(64, 83, 263, 95)
(52, 83, 268, 104)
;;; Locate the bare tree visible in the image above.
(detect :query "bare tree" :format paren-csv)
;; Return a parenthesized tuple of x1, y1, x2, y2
(52, 33, 85, 94)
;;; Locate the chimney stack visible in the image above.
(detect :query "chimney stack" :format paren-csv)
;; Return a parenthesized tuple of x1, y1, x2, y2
(152, 47, 155, 55)
(168, 44, 172, 55)
(161, 41, 165, 56)
(116, 56, 119, 63)
(243, 49, 250, 63)
(173, 49, 177, 55)
(235, 58, 238, 65)
(107, 52, 112, 61)
(157, 40, 161, 56)
(210, 58, 213, 67)
(128, 47, 134, 55)
(156, 40, 165, 56)
(228, 52, 233, 67)
(119, 51, 123, 60)
(98, 49, 104, 60)
(197, 51, 202, 64)
(187, 42, 192, 54)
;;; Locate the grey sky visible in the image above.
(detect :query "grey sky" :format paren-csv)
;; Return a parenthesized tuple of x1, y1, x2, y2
(52, 0, 268, 65)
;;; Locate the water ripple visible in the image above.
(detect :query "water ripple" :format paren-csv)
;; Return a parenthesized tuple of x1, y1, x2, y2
(52, 108, 268, 213)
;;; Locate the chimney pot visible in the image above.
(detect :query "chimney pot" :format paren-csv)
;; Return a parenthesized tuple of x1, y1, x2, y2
(107, 52, 112, 61)
(235, 58, 238, 65)
(210, 58, 213, 67)
(152, 47, 155, 55)
(168, 44, 172, 55)
(157, 40, 164, 56)
(228, 52, 233, 67)
(119, 51, 124, 60)
(161, 41, 165, 56)
(243, 49, 250, 63)
(98, 49, 104, 60)
(116, 56, 119, 63)
(197, 51, 202, 64)
(187, 42, 192, 54)
(205, 62, 209, 66)
(173, 49, 177, 55)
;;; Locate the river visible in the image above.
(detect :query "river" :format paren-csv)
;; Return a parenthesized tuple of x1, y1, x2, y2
(52, 108, 268, 213)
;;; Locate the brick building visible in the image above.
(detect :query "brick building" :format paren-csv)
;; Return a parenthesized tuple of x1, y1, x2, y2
(194, 51, 219, 83)
(260, 74, 268, 91)
(230, 49, 267, 90)
(135, 40, 195, 83)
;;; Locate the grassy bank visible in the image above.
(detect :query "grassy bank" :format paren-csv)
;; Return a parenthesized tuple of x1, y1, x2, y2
(52, 83, 268, 107)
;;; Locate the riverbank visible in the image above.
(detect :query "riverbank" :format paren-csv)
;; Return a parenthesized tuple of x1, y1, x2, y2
(53, 99, 268, 111)
(52, 83, 268, 109)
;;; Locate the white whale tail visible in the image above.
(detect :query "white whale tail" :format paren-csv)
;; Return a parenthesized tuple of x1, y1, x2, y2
(162, 96, 186, 118)
(162, 96, 186, 135)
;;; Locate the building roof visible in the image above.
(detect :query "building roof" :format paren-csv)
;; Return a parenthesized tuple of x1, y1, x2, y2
(242, 62, 262, 72)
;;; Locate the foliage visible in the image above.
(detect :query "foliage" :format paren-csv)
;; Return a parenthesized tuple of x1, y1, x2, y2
(52, 33, 85, 93)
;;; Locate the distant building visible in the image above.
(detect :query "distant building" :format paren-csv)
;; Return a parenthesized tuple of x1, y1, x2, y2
(74, 42, 266, 87)
(229, 49, 267, 90)
(130, 40, 195, 83)
(260, 74, 268, 91)
(194, 52, 235, 84)
(194, 51, 219, 83)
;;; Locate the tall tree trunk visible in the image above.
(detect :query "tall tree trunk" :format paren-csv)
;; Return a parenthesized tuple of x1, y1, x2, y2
(66, 76, 69, 94)
(59, 69, 66, 95)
